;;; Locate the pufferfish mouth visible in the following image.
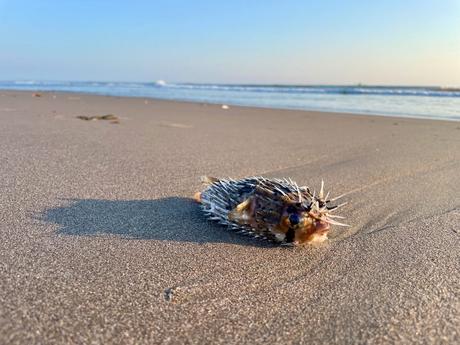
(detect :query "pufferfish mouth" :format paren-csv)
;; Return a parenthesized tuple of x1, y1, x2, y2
(314, 220, 330, 233)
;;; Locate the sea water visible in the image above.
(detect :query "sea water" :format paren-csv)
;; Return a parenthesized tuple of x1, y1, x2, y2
(1, 81, 459, 121)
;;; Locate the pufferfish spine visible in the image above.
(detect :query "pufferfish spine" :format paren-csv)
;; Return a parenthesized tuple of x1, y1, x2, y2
(195, 176, 348, 246)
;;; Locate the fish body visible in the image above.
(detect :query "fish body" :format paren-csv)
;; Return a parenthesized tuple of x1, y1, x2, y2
(195, 176, 348, 246)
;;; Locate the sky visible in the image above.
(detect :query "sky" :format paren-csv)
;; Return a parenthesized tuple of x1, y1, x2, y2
(0, 0, 459, 85)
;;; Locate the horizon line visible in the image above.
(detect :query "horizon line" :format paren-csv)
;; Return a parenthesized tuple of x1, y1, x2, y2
(1, 79, 459, 89)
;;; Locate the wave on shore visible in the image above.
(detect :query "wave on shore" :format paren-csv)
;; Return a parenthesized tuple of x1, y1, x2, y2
(1, 80, 459, 121)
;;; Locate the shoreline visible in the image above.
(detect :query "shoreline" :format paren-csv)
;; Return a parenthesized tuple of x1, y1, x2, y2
(2, 89, 459, 123)
(2, 88, 460, 123)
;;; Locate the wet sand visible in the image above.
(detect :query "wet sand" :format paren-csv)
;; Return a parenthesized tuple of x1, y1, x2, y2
(0, 91, 459, 344)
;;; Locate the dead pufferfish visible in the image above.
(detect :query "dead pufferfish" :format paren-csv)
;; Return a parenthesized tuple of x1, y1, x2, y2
(194, 176, 349, 246)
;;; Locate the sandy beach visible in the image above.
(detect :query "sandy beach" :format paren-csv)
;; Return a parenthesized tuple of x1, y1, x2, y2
(0, 91, 459, 344)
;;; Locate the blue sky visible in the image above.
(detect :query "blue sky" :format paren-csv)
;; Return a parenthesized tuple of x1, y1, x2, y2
(0, 0, 459, 85)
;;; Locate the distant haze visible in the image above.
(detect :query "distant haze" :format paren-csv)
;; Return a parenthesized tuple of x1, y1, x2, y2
(0, 0, 459, 86)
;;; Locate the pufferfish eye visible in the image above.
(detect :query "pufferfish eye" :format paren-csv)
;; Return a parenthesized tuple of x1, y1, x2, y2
(289, 213, 301, 225)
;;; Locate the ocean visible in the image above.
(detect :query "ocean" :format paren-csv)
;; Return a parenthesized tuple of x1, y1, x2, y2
(1, 80, 459, 121)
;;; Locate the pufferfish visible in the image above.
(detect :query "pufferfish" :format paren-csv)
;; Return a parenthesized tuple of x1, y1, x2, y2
(194, 176, 349, 246)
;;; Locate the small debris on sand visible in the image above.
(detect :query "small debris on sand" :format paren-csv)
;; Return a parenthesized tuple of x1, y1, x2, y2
(76, 114, 119, 122)
(32, 93, 42, 97)
(98, 114, 118, 120)
(221, 104, 229, 110)
(163, 287, 176, 302)
(160, 122, 193, 129)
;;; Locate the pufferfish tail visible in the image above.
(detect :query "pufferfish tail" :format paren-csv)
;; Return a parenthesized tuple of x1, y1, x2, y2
(194, 176, 220, 202)
(200, 176, 220, 185)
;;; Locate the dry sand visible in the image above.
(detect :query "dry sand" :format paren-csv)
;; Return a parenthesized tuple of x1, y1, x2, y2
(0, 91, 459, 344)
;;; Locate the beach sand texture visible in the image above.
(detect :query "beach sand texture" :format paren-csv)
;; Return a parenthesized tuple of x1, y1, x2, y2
(0, 91, 459, 344)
